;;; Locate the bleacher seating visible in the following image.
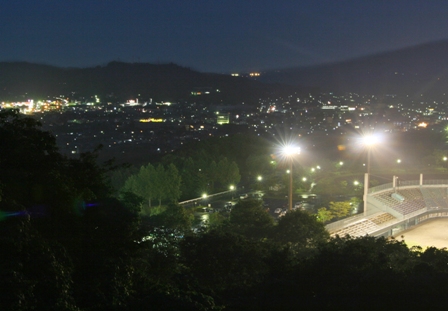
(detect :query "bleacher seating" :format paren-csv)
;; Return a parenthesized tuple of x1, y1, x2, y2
(420, 187, 448, 209)
(330, 213, 396, 238)
(372, 188, 426, 215)
(370, 213, 396, 225)
(331, 184, 448, 237)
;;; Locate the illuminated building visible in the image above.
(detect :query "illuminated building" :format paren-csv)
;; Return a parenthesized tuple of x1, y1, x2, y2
(217, 113, 230, 125)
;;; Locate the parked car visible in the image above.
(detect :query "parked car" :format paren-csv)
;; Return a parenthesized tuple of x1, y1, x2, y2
(224, 202, 233, 209)
(274, 208, 282, 213)
(240, 193, 249, 199)
(251, 193, 263, 200)
(294, 202, 303, 209)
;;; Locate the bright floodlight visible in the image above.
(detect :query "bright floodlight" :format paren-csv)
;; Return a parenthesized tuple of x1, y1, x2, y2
(229, 185, 235, 190)
(202, 193, 207, 199)
(282, 145, 300, 157)
(363, 134, 379, 146)
(257, 175, 263, 181)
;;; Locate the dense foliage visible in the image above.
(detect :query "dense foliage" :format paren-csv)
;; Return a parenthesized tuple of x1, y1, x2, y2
(3, 109, 448, 310)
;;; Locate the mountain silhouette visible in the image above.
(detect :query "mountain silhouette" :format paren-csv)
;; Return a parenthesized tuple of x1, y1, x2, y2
(3, 41, 448, 103)
(0, 61, 300, 104)
(261, 40, 448, 98)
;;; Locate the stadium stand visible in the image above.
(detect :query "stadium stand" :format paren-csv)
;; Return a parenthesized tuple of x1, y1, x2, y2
(370, 213, 396, 225)
(326, 177, 448, 239)
(372, 188, 426, 215)
(330, 213, 396, 238)
(420, 187, 448, 209)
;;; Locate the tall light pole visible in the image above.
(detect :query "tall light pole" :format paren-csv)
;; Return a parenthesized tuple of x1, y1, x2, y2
(282, 145, 300, 211)
(363, 134, 378, 216)
(288, 160, 293, 211)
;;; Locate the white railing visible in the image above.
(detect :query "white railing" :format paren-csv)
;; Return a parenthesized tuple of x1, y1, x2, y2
(179, 190, 235, 206)
(369, 180, 448, 194)
(399, 180, 420, 187)
(422, 179, 448, 185)
(325, 214, 368, 232)
(368, 183, 393, 194)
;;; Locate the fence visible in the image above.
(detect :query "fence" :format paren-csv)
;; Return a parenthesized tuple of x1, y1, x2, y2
(179, 189, 235, 207)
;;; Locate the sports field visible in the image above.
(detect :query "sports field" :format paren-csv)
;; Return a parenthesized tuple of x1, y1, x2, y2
(395, 218, 448, 249)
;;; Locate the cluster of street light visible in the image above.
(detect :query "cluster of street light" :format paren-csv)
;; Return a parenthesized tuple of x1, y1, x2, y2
(281, 133, 382, 214)
(201, 132, 425, 218)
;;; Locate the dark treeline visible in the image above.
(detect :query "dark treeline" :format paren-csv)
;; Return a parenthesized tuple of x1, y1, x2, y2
(109, 133, 274, 201)
(3, 109, 448, 310)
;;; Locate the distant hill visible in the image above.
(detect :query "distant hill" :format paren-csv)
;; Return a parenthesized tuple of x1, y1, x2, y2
(5, 41, 448, 102)
(261, 40, 448, 98)
(0, 61, 299, 104)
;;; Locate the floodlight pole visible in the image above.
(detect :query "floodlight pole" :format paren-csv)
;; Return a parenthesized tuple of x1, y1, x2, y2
(282, 145, 299, 212)
(367, 146, 371, 176)
(363, 147, 371, 217)
(363, 173, 368, 217)
(289, 160, 293, 211)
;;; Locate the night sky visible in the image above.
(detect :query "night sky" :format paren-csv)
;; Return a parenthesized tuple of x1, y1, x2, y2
(2, 0, 448, 73)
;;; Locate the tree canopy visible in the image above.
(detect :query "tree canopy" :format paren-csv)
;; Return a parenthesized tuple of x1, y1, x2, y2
(4, 109, 448, 310)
